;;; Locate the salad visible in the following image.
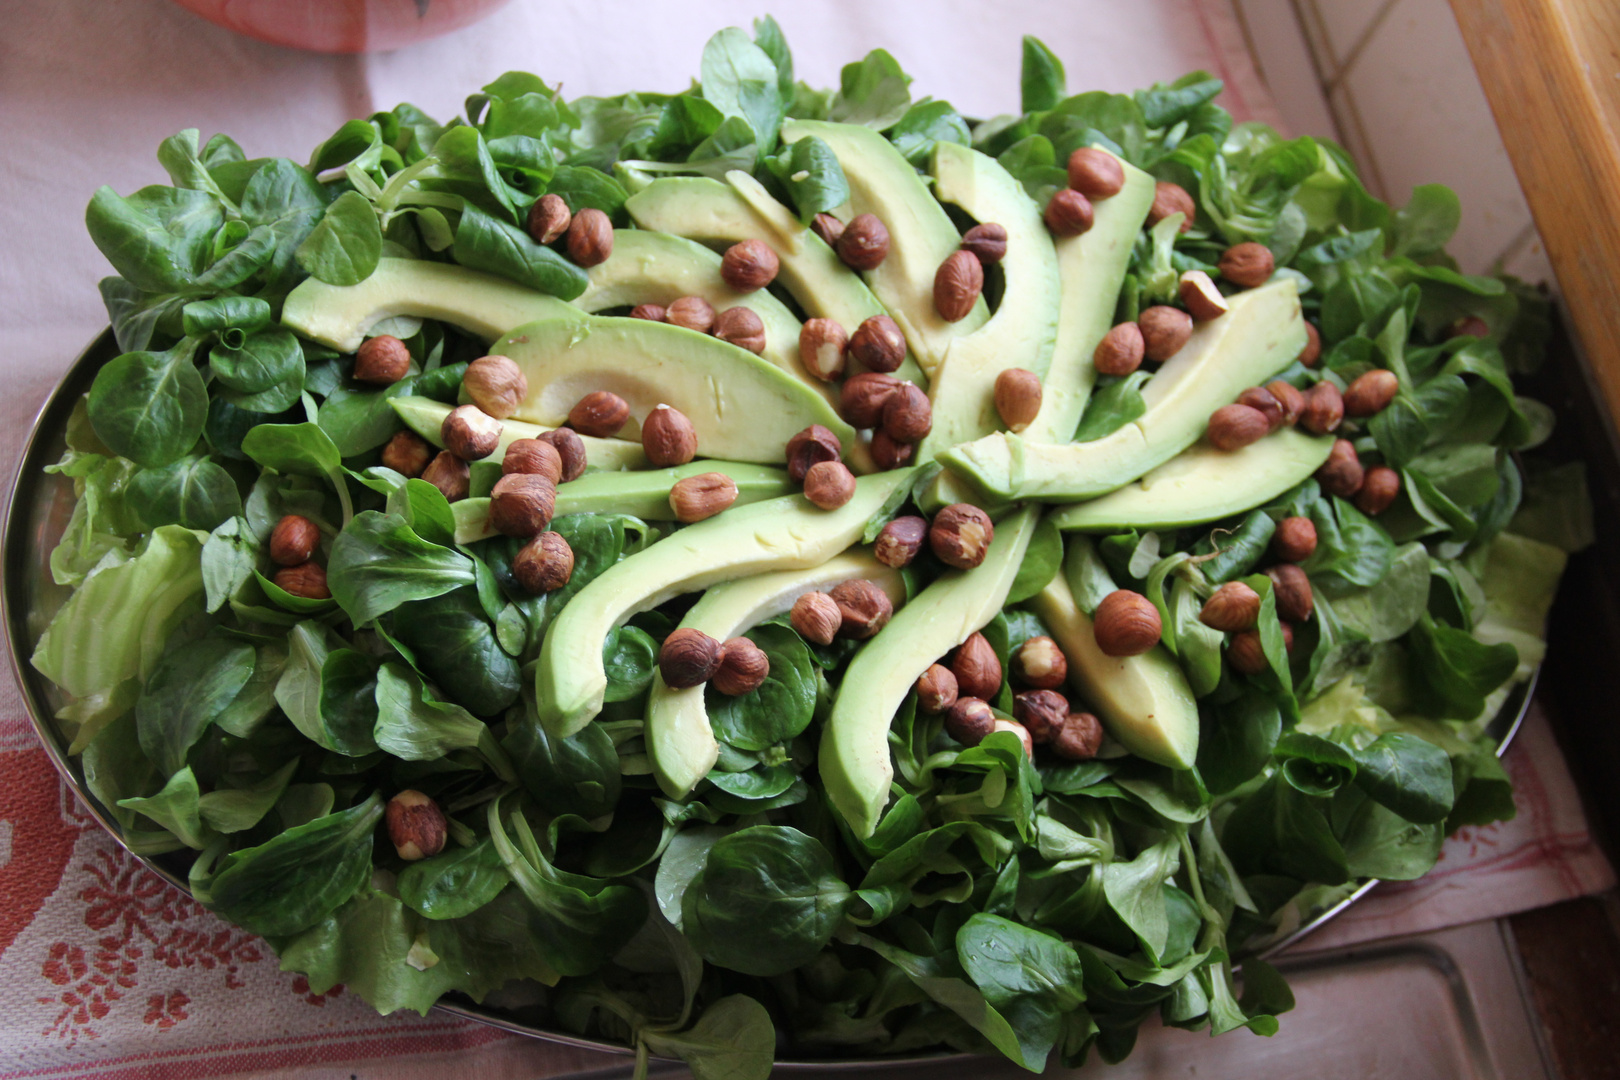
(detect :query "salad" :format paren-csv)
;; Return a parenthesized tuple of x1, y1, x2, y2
(27, 19, 1592, 1076)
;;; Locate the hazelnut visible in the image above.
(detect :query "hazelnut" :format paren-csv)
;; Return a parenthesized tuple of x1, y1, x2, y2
(1067, 147, 1125, 199)
(1179, 270, 1230, 321)
(961, 222, 1008, 264)
(830, 578, 894, 639)
(1148, 181, 1196, 232)
(421, 451, 470, 501)
(669, 472, 739, 522)
(785, 424, 843, 483)
(1200, 581, 1262, 633)
(811, 213, 846, 248)
(381, 429, 432, 478)
(1013, 636, 1068, 690)
(463, 355, 529, 420)
(799, 319, 849, 381)
(526, 193, 572, 245)
(513, 530, 574, 593)
(804, 460, 857, 509)
(1093, 590, 1161, 657)
(502, 438, 563, 482)
(712, 637, 770, 696)
(269, 514, 321, 567)
(1139, 306, 1194, 362)
(537, 428, 587, 482)
(944, 697, 996, 746)
(568, 391, 630, 438)
(354, 335, 412, 385)
(1273, 516, 1318, 562)
(790, 591, 842, 646)
(660, 628, 723, 689)
(836, 213, 890, 270)
(993, 718, 1036, 761)
(874, 515, 928, 568)
(1343, 369, 1400, 418)
(951, 632, 1002, 700)
(1299, 321, 1323, 367)
(1266, 380, 1305, 426)
(630, 303, 668, 322)
(1207, 404, 1271, 451)
(870, 431, 914, 470)
(1299, 382, 1345, 435)
(720, 239, 779, 292)
(1217, 242, 1275, 289)
(934, 250, 984, 322)
(641, 404, 699, 467)
(1267, 564, 1314, 622)
(1094, 322, 1146, 377)
(1014, 689, 1069, 744)
(273, 562, 330, 600)
(565, 207, 613, 267)
(930, 504, 995, 570)
(386, 790, 447, 861)
(916, 664, 960, 714)
(849, 315, 907, 374)
(490, 473, 557, 536)
(1355, 466, 1401, 516)
(441, 404, 502, 460)
(841, 372, 903, 427)
(1052, 712, 1104, 761)
(714, 306, 767, 355)
(881, 383, 933, 444)
(665, 295, 717, 334)
(1045, 188, 1094, 237)
(1237, 387, 1287, 432)
(1316, 438, 1365, 498)
(1451, 316, 1490, 339)
(994, 369, 1042, 433)
(1227, 630, 1270, 676)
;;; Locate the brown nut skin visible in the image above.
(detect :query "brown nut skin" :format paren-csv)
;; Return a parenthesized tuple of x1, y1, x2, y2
(1045, 188, 1094, 237)
(1207, 404, 1271, 451)
(502, 438, 563, 482)
(659, 628, 723, 689)
(713, 306, 767, 355)
(994, 369, 1043, 433)
(917, 664, 960, 714)
(811, 212, 846, 249)
(464, 355, 529, 419)
(930, 504, 995, 570)
(944, 697, 996, 747)
(836, 213, 890, 270)
(381, 430, 432, 478)
(665, 295, 717, 334)
(1343, 369, 1400, 418)
(1316, 438, 1366, 498)
(881, 383, 933, 444)
(513, 530, 574, 593)
(1094, 322, 1146, 377)
(1200, 581, 1262, 633)
(537, 428, 587, 482)
(1148, 181, 1196, 232)
(568, 391, 630, 438)
(1451, 315, 1490, 339)
(355, 335, 413, 385)
(848, 315, 907, 374)
(1053, 712, 1105, 761)
(934, 250, 984, 322)
(273, 562, 330, 600)
(1067, 147, 1125, 199)
(1217, 242, 1276, 289)
(526, 193, 572, 245)
(1354, 466, 1401, 516)
(830, 578, 895, 639)
(421, 451, 470, 501)
(790, 591, 842, 646)
(565, 207, 613, 267)
(1013, 636, 1068, 690)
(641, 404, 699, 467)
(1179, 270, 1230, 321)
(270, 514, 321, 567)
(1237, 386, 1287, 432)
(804, 460, 857, 509)
(1094, 590, 1162, 657)
(1299, 382, 1345, 435)
(1139, 306, 1194, 362)
(799, 318, 849, 381)
(386, 790, 447, 861)
(961, 222, 1009, 265)
(1299, 321, 1323, 366)
(841, 372, 903, 427)
(630, 303, 668, 322)
(712, 637, 770, 696)
(490, 473, 557, 537)
(1273, 516, 1318, 562)
(870, 430, 915, 471)
(720, 239, 780, 291)
(1014, 689, 1069, 745)
(1227, 630, 1271, 676)
(441, 405, 502, 461)
(785, 425, 843, 484)
(1268, 563, 1315, 622)
(668, 472, 738, 523)
(874, 515, 928, 568)
(951, 632, 1003, 700)
(1266, 380, 1305, 426)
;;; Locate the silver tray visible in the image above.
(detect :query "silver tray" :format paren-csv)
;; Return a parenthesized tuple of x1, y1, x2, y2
(2, 329, 1535, 1069)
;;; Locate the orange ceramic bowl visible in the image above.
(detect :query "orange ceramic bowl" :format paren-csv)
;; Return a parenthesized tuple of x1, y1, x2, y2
(169, 0, 514, 53)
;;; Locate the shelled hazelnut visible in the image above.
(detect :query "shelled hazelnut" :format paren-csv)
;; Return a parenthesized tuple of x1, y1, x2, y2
(513, 531, 574, 593)
(355, 335, 412, 385)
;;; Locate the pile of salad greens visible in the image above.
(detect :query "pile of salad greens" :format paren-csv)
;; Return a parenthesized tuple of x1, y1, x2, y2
(28, 18, 1593, 1076)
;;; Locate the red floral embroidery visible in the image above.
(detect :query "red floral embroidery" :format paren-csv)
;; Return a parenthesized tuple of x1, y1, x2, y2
(291, 974, 346, 1007)
(143, 989, 191, 1030)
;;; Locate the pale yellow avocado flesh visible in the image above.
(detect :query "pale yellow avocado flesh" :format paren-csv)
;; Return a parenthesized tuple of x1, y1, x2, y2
(644, 552, 906, 799)
(820, 508, 1039, 839)
(534, 469, 914, 738)
(389, 395, 649, 472)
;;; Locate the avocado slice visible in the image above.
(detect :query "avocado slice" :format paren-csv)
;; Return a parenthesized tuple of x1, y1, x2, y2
(1027, 539, 1198, 769)
(937, 279, 1307, 502)
(819, 507, 1039, 838)
(644, 552, 906, 798)
(781, 120, 989, 376)
(490, 316, 854, 461)
(533, 469, 915, 737)
(1050, 428, 1335, 532)
(390, 396, 649, 473)
(282, 258, 575, 352)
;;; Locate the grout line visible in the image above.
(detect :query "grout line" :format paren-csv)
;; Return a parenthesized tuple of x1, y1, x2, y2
(1324, 0, 1407, 93)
